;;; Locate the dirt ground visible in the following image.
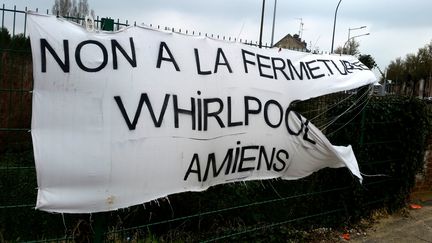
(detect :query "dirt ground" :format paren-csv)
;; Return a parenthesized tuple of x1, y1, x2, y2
(347, 191, 432, 243)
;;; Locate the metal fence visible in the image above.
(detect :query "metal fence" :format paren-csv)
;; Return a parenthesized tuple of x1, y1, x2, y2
(0, 4, 427, 242)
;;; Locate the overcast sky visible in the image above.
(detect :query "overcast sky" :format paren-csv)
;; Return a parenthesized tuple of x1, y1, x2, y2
(2, 0, 432, 71)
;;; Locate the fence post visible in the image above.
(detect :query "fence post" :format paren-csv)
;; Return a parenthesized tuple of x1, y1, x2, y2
(23, 7, 27, 36)
(93, 213, 105, 243)
(1, 4, 4, 29)
(359, 106, 367, 147)
(12, 5, 16, 36)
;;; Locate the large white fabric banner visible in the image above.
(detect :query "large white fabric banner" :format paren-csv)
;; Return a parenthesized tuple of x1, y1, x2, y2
(28, 13, 376, 213)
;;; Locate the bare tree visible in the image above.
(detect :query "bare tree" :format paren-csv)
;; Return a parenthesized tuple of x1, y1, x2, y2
(334, 39, 360, 56)
(52, 0, 71, 16)
(52, 0, 94, 18)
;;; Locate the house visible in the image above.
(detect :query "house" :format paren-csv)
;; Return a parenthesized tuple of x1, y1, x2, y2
(273, 34, 307, 51)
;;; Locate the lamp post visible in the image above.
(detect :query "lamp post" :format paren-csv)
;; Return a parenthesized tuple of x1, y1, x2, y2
(348, 26, 366, 44)
(343, 33, 370, 54)
(270, 0, 277, 47)
(259, 0, 266, 48)
(330, 0, 343, 53)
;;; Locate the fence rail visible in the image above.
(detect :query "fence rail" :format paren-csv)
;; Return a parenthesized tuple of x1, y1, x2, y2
(0, 3, 429, 242)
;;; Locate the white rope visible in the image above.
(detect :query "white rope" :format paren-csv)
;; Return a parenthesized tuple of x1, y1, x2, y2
(319, 85, 373, 132)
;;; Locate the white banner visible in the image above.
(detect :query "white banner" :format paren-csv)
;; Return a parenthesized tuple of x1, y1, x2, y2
(28, 13, 376, 213)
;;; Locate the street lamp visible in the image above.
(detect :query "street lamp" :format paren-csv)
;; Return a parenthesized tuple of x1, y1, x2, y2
(330, 0, 343, 53)
(348, 26, 366, 44)
(343, 33, 370, 54)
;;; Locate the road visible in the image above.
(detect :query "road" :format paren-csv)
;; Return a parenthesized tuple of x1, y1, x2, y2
(350, 192, 432, 243)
